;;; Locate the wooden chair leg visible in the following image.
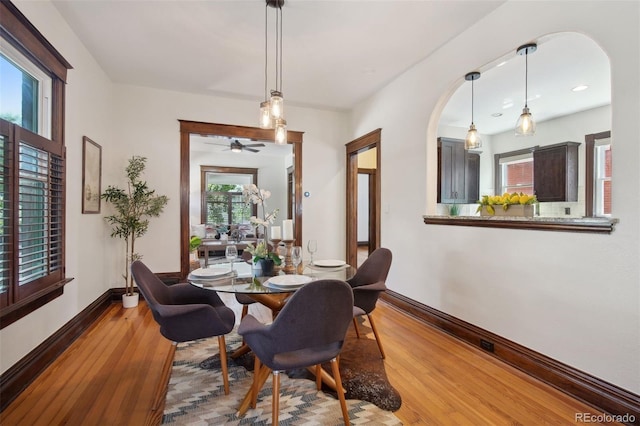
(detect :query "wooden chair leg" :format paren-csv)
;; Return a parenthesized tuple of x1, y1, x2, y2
(241, 305, 249, 319)
(272, 371, 280, 425)
(251, 357, 261, 408)
(367, 314, 385, 359)
(218, 336, 230, 394)
(315, 364, 322, 390)
(330, 358, 350, 426)
(352, 317, 361, 338)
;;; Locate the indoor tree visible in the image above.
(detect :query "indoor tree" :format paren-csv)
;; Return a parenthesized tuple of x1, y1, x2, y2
(101, 156, 168, 298)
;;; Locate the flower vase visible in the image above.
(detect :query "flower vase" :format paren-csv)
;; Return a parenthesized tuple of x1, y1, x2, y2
(189, 251, 200, 271)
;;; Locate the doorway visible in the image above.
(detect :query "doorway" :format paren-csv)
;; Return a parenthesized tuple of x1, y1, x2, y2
(346, 129, 381, 267)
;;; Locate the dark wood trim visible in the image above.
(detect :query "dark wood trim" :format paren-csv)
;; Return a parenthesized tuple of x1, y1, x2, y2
(0, 290, 112, 411)
(346, 129, 381, 267)
(585, 131, 611, 218)
(179, 120, 303, 280)
(0, 278, 73, 329)
(423, 215, 617, 234)
(0, 1, 72, 82)
(381, 291, 640, 423)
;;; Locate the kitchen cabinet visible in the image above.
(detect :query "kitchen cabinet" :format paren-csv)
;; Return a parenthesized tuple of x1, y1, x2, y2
(533, 142, 580, 202)
(437, 137, 480, 204)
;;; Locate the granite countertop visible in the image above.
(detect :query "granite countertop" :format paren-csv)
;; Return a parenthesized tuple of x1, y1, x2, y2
(423, 215, 618, 233)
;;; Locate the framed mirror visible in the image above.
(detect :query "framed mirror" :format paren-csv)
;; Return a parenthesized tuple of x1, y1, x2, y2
(179, 120, 303, 278)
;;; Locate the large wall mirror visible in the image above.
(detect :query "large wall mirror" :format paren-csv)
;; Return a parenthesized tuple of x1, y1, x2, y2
(179, 121, 303, 278)
(436, 32, 611, 219)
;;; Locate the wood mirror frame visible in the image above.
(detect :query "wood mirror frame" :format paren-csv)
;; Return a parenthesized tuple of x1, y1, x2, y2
(179, 120, 303, 279)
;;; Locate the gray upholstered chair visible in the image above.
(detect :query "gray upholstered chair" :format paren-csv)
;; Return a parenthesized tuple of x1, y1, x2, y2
(347, 247, 392, 359)
(238, 279, 354, 425)
(130, 260, 236, 394)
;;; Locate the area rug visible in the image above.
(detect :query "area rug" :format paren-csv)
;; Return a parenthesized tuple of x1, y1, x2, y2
(163, 328, 402, 425)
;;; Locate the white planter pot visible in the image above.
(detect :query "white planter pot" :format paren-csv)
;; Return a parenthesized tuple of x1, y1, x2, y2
(122, 292, 139, 308)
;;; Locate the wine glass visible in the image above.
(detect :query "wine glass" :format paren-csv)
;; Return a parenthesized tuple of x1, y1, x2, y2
(291, 246, 302, 274)
(307, 240, 317, 265)
(225, 245, 238, 274)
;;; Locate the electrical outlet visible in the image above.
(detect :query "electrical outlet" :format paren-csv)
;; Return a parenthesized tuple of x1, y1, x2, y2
(480, 339, 495, 352)
(565, 207, 571, 215)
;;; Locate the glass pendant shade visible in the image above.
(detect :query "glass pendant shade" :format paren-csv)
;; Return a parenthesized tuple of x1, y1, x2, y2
(515, 106, 536, 136)
(274, 118, 287, 144)
(259, 101, 273, 129)
(270, 91, 284, 119)
(465, 123, 482, 149)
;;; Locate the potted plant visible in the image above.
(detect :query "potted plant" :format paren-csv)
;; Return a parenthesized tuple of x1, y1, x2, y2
(476, 192, 537, 217)
(189, 235, 202, 271)
(245, 240, 281, 276)
(101, 156, 169, 308)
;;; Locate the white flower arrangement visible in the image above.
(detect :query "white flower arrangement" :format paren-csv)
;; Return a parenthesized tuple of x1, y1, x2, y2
(242, 184, 279, 236)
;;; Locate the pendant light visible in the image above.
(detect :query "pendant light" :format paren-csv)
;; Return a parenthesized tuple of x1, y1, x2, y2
(515, 43, 537, 136)
(464, 71, 482, 150)
(258, 0, 287, 144)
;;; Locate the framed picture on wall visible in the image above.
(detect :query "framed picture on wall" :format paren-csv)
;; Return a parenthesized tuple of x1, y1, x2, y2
(82, 136, 102, 214)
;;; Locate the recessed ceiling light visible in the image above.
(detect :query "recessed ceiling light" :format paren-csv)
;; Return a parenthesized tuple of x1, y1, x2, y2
(572, 85, 589, 92)
(491, 112, 503, 117)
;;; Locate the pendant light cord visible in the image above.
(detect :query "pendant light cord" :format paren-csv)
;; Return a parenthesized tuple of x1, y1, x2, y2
(264, 3, 268, 101)
(471, 78, 475, 125)
(524, 51, 529, 108)
(279, 6, 283, 94)
(274, 6, 279, 92)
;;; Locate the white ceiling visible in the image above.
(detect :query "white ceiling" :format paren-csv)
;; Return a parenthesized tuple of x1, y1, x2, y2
(52, 0, 610, 136)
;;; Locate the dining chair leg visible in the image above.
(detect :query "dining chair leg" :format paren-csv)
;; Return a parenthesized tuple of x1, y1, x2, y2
(272, 371, 281, 425)
(367, 314, 385, 359)
(330, 358, 350, 426)
(251, 357, 261, 409)
(315, 364, 322, 390)
(352, 317, 361, 338)
(241, 305, 249, 319)
(218, 336, 230, 394)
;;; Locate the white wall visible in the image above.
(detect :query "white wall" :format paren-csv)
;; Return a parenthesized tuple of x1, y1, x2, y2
(351, 1, 639, 393)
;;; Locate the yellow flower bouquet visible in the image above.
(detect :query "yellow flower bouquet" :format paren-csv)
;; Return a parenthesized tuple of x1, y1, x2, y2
(477, 192, 538, 215)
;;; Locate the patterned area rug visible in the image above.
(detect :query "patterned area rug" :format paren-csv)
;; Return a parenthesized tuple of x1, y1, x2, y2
(163, 329, 402, 425)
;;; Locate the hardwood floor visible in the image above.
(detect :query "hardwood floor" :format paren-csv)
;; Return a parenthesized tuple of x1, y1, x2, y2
(1, 294, 617, 425)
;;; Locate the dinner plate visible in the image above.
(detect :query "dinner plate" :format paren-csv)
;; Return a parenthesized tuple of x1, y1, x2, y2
(190, 266, 232, 278)
(266, 274, 313, 288)
(312, 259, 346, 268)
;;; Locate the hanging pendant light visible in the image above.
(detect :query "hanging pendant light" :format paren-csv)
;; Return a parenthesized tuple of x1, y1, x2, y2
(274, 118, 287, 145)
(515, 43, 537, 136)
(464, 71, 482, 150)
(259, 0, 287, 142)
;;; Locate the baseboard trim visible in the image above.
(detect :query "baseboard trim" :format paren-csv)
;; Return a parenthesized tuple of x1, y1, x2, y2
(0, 290, 114, 412)
(381, 290, 640, 425)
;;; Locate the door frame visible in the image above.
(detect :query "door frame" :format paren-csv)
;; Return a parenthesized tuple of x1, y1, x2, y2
(346, 128, 381, 267)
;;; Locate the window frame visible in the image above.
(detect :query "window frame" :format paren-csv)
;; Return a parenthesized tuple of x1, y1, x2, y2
(199, 166, 258, 226)
(0, 1, 72, 329)
(585, 131, 611, 218)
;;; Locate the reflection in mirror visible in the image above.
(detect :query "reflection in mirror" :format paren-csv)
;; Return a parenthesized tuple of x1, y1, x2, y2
(189, 135, 293, 242)
(437, 32, 611, 218)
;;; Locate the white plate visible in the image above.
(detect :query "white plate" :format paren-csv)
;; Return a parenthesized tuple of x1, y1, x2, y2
(312, 259, 346, 268)
(190, 266, 232, 278)
(266, 274, 313, 288)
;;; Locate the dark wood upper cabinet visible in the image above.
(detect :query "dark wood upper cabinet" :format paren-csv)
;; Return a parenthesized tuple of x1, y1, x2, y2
(437, 137, 480, 204)
(533, 142, 580, 202)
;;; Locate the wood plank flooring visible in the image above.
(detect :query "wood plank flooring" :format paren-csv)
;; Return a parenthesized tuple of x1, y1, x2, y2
(1, 294, 616, 425)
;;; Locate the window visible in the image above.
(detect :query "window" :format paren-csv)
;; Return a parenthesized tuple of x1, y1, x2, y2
(495, 148, 534, 196)
(200, 166, 257, 225)
(0, 1, 71, 328)
(500, 156, 534, 195)
(0, 42, 52, 137)
(594, 143, 611, 215)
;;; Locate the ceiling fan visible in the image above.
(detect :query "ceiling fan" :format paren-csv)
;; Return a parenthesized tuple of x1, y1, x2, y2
(228, 139, 265, 153)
